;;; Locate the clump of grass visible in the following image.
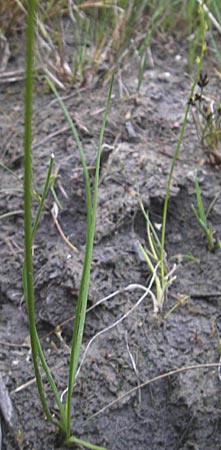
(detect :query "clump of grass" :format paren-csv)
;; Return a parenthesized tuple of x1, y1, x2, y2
(192, 171, 221, 252)
(1, 0, 216, 90)
(137, 198, 176, 314)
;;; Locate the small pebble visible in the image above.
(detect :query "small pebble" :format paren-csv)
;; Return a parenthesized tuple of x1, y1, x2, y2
(157, 72, 171, 82)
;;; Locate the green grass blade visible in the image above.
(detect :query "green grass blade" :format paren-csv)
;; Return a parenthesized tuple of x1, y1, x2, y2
(22, 152, 67, 424)
(45, 76, 92, 228)
(194, 171, 207, 223)
(210, 0, 221, 23)
(66, 435, 107, 450)
(65, 74, 114, 439)
(0, 161, 23, 186)
(207, 223, 215, 251)
(138, 242, 156, 274)
(191, 204, 200, 222)
(32, 154, 54, 237)
(206, 191, 220, 218)
(137, 194, 161, 251)
(35, 334, 66, 428)
(192, 204, 208, 234)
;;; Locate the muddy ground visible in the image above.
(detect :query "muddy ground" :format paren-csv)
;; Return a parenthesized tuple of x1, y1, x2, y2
(0, 32, 221, 450)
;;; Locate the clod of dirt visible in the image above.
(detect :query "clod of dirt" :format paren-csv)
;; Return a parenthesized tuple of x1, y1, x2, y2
(0, 373, 19, 449)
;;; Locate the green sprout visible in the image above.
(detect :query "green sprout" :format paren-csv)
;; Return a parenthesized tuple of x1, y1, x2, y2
(191, 171, 221, 251)
(137, 198, 177, 314)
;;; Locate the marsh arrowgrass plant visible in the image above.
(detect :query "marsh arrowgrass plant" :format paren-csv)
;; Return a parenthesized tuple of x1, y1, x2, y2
(136, 3, 207, 313)
(160, 2, 207, 273)
(24, 0, 112, 448)
(9, 0, 212, 445)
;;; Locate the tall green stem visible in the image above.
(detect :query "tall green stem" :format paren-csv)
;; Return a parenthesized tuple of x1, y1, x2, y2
(160, 4, 207, 283)
(65, 75, 114, 440)
(24, 0, 53, 423)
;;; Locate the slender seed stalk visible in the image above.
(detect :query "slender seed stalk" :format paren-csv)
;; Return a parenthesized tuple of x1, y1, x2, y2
(24, 0, 53, 423)
(160, 4, 207, 283)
